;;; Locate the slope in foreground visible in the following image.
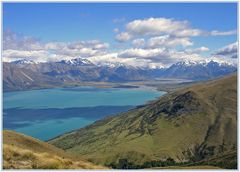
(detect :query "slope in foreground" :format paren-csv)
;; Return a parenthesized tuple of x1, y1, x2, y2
(3, 130, 106, 169)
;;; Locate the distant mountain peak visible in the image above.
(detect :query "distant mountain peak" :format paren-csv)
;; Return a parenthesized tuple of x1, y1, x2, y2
(175, 60, 198, 66)
(96, 61, 128, 68)
(174, 60, 234, 68)
(207, 60, 234, 67)
(174, 60, 208, 67)
(58, 58, 94, 66)
(11, 59, 37, 65)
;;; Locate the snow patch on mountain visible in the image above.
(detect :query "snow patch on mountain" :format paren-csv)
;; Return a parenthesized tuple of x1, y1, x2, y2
(11, 59, 38, 65)
(58, 58, 94, 66)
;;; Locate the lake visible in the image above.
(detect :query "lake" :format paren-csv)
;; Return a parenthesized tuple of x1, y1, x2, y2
(3, 86, 165, 141)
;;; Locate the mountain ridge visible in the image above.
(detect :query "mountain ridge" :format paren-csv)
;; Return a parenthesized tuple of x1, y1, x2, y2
(49, 73, 237, 169)
(3, 58, 236, 91)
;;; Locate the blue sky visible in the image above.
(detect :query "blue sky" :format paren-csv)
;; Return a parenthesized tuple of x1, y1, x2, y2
(3, 3, 238, 68)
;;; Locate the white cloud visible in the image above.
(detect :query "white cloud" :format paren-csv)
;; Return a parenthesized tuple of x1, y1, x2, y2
(211, 30, 237, 36)
(132, 38, 145, 48)
(113, 28, 119, 33)
(3, 30, 110, 62)
(2, 49, 72, 62)
(3, 29, 237, 68)
(88, 52, 153, 68)
(146, 35, 193, 48)
(213, 42, 238, 58)
(115, 32, 132, 42)
(3, 29, 43, 51)
(117, 47, 207, 67)
(115, 17, 237, 43)
(119, 48, 167, 59)
(125, 17, 202, 37)
(185, 46, 209, 54)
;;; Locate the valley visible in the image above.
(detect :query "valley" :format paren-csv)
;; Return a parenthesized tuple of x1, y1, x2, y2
(3, 73, 237, 169)
(49, 73, 237, 169)
(3, 58, 236, 92)
(2, 2, 238, 170)
(3, 85, 165, 140)
(3, 58, 237, 169)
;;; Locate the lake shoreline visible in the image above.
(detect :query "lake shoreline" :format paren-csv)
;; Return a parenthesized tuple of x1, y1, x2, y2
(3, 78, 194, 93)
(4, 86, 166, 140)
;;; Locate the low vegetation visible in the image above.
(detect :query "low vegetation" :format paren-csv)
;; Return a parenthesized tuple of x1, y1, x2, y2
(108, 157, 177, 169)
(3, 130, 106, 169)
(107, 150, 236, 169)
(50, 73, 237, 169)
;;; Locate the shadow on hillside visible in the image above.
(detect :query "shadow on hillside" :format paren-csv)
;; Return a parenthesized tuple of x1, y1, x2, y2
(3, 105, 134, 129)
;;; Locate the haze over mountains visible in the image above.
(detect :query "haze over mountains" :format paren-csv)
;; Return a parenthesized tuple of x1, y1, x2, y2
(3, 58, 236, 91)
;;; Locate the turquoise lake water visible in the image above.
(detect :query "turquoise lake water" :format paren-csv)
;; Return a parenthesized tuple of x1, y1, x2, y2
(3, 86, 165, 140)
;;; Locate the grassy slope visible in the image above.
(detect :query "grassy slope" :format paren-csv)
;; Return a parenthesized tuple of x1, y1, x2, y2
(186, 149, 237, 169)
(3, 130, 106, 169)
(151, 165, 221, 169)
(49, 73, 237, 168)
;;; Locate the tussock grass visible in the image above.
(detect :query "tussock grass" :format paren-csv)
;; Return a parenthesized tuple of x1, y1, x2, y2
(3, 144, 96, 169)
(3, 131, 107, 169)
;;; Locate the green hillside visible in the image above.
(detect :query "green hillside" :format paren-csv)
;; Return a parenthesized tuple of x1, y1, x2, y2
(3, 130, 106, 169)
(49, 73, 237, 169)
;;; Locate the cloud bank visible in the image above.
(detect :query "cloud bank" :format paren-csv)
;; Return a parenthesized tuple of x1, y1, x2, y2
(3, 17, 237, 68)
(213, 42, 238, 59)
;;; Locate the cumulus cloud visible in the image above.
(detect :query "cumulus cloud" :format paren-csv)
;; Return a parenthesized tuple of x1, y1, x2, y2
(132, 38, 145, 48)
(3, 29, 43, 51)
(146, 35, 193, 48)
(210, 30, 237, 36)
(3, 49, 73, 62)
(115, 17, 203, 42)
(3, 28, 237, 68)
(115, 32, 132, 42)
(3, 50, 48, 62)
(117, 47, 207, 67)
(185, 46, 209, 54)
(119, 48, 167, 59)
(125, 18, 202, 37)
(213, 42, 238, 59)
(88, 52, 155, 68)
(115, 17, 237, 43)
(3, 30, 110, 62)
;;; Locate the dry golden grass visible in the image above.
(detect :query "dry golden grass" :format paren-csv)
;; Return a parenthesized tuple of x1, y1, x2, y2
(3, 130, 107, 169)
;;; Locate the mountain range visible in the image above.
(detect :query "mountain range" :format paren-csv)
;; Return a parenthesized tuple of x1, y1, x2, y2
(3, 58, 237, 91)
(3, 73, 237, 169)
(49, 73, 237, 169)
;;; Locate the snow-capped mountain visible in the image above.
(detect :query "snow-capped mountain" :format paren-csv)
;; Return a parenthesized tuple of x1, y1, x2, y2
(4, 58, 237, 91)
(11, 59, 37, 65)
(162, 60, 236, 80)
(96, 61, 129, 68)
(174, 60, 202, 67)
(58, 58, 94, 66)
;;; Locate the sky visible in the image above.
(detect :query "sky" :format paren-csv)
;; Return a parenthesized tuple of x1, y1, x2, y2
(3, 3, 238, 68)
